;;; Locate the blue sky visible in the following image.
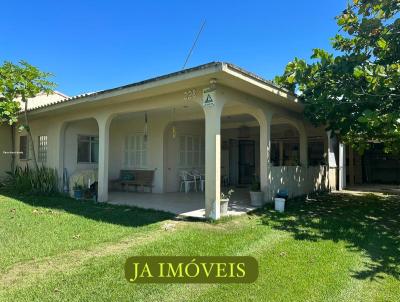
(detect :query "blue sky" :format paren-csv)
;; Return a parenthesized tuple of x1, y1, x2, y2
(1, 1, 346, 96)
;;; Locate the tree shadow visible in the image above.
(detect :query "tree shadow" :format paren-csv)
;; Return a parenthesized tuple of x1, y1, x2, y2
(0, 190, 175, 228)
(256, 192, 400, 280)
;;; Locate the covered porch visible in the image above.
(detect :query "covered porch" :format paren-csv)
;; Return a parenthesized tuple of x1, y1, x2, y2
(108, 189, 256, 219)
(53, 63, 334, 220)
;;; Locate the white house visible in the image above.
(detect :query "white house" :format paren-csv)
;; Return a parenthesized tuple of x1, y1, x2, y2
(0, 62, 349, 219)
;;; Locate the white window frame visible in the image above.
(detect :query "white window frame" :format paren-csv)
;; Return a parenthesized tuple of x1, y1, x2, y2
(38, 135, 48, 163)
(77, 135, 99, 163)
(179, 135, 204, 167)
(124, 133, 148, 168)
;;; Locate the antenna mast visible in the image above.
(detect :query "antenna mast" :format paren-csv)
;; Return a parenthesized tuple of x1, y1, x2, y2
(182, 20, 206, 70)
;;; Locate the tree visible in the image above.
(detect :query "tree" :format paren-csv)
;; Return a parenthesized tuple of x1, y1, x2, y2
(0, 61, 55, 169)
(275, 0, 400, 154)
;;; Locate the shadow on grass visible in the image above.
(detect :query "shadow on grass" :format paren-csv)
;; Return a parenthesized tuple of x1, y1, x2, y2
(0, 190, 175, 228)
(256, 192, 400, 281)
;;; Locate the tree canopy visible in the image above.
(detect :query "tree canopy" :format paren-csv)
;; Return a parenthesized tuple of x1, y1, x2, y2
(0, 60, 55, 168)
(275, 0, 400, 154)
(0, 60, 55, 125)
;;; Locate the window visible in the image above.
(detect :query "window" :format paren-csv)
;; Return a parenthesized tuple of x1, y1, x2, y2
(38, 135, 48, 163)
(179, 135, 203, 167)
(77, 135, 99, 163)
(124, 134, 147, 168)
(19, 135, 28, 160)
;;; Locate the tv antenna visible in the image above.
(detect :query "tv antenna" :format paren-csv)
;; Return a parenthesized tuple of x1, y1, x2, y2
(182, 20, 206, 70)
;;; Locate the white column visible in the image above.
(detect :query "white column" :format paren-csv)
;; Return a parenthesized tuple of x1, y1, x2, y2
(339, 142, 346, 190)
(326, 131, 337, 191)
(203, 93, 224, 219)
(97, 114, 112, 202)
(258, 110, 272, 203)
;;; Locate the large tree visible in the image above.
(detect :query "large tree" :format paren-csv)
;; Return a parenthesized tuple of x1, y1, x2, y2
(275, 0, 400, 154)
(0, 61, 55, 169)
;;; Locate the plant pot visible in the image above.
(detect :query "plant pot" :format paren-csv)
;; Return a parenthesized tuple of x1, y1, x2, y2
(220, 198, 229, 216)
(250, 191, 264, 206)
(74, 189, 83, 200)
(274, 198, 285, 213)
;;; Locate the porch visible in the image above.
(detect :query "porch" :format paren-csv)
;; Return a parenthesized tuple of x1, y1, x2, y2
(107, 189, 256, 219)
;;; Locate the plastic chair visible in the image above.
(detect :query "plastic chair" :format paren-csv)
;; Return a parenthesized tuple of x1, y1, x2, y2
(179, 171, 197, 193)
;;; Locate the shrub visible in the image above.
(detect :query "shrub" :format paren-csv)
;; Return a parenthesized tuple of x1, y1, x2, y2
(5, 165, 59, 195)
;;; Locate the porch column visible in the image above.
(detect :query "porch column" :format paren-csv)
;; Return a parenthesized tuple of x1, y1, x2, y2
(279, 141, 284, 166)
(203, 91, 225, 220)
(96, 114, 113, 202)
(326, 131, 337, 191)
(258, 110, 272, 203)
(339, 142, 346, 190)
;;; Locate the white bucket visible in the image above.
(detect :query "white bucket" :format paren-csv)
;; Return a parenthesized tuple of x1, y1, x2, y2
(274, 198, 285, 213)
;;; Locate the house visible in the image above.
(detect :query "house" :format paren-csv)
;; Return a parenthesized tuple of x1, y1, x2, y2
(0, 62, 363, 219)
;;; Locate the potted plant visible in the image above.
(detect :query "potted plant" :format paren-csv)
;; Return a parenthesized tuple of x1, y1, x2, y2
(73, 182, 84, 200)
(250, 177, 263, 206)
(220, 189, 234, 216)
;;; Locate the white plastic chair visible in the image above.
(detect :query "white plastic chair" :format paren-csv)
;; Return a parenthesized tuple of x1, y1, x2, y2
(179, 170, 197, 193)
(191, 169, 205, 192)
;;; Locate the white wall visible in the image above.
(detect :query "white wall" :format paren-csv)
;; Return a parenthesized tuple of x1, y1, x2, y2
(64, 119, 99, 175)
(269, 165, 329, 200)
(109, 112, 169, 193)
(0, 125, 12, 178)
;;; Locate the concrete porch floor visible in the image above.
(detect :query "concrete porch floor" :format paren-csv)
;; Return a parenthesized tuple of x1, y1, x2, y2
(107, 189, 257, 219)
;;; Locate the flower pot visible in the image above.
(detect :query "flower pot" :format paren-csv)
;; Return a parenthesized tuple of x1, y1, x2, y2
(220, 198, 229, 216)
(274, 198, 285, 213)
(74, 189, 83, 200)
(250, 191, 264, 206)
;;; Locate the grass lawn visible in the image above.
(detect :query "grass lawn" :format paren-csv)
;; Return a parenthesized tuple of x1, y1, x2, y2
(0, 190, 399, 301)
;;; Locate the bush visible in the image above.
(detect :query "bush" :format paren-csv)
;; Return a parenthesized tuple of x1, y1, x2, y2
(5, 166, 59, 195)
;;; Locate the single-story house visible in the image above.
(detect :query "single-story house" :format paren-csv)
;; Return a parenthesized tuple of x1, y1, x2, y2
(1, 62, 396, 219)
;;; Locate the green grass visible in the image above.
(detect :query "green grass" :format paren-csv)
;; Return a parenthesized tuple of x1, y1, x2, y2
(0, 190, 399, 301)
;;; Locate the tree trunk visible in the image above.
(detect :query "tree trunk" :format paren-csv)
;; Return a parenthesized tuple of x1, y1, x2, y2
(24, 100, 39, 170)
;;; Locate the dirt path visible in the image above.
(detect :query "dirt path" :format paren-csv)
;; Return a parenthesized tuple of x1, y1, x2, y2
(0, 220, 182, 290)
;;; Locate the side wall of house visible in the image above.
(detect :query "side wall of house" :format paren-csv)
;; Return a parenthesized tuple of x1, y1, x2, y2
(0, 125, 12, 179)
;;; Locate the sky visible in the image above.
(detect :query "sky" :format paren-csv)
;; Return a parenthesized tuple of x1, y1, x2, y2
(1, 1, 346, 96)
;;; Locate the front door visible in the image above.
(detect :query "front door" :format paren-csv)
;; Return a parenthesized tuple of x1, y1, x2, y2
(238, 140, 255, 185)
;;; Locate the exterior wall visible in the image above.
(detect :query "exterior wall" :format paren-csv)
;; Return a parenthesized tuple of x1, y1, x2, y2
(328, 168, 337, 190)
(15, 119, 55, 169)
(109, 113, 169, 194)
(64, 119, 99, 174)
(269, 165, 329, 200)
(0, 125, 12, 178)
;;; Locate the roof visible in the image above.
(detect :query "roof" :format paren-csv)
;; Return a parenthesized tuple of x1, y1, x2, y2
(25, 62, 295, 113)
(19, 91, 69, 111)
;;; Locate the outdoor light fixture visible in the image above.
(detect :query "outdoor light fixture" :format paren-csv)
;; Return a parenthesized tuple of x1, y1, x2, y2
(171, 108, 176, 139)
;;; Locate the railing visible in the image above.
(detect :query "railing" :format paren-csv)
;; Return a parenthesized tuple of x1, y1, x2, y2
(268, 165, 329, 200)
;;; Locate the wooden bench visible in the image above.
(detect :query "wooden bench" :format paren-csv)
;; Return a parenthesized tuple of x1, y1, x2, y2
(111, 170, 155, 192)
